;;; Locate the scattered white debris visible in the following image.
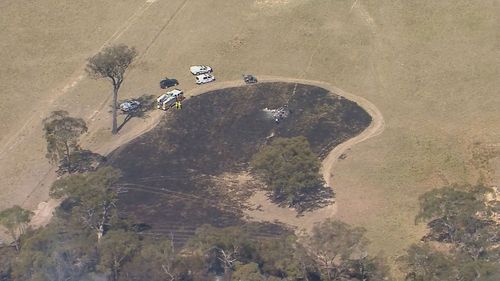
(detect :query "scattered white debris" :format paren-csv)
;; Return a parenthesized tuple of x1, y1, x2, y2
(263, 105, 290, 124)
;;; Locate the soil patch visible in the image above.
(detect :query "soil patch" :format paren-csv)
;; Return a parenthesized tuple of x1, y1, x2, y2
(108, 82, 371, 244)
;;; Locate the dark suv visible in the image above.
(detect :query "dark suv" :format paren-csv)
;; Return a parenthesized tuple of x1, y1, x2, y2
(243, 74, 257, 84)
(160, 78, 179, 89)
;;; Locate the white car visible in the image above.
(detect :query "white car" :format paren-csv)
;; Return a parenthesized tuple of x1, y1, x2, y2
(190, 65, 212, 75)
(120, 100, 141, 112)
(195, 74, 215, 84)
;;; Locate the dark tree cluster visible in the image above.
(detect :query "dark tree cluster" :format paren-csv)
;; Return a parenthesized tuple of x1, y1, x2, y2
(400, 184, 500, 281)
(120, 220, 390, 281)
(251, 137, 333, 212)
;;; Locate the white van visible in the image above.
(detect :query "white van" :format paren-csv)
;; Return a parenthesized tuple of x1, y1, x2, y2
(157, 89, 184, 110)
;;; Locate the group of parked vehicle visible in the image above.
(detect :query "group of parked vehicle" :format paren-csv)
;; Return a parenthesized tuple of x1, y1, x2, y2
(121, 66, 257, 113)
(155, 65, 216, 111)
(155, 65, 215, 111)
(190, 65, 215, 84)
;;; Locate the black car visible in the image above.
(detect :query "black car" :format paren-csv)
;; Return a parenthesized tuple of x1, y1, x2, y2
(160, 78, 179, 89)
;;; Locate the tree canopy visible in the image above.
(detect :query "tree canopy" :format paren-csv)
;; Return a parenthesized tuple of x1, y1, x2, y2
(401, 184, 500, 281)
(0, 205, 33, 251)
(86, 44, 137, 85)
(127, 238, 179, 281)
(98, 230, 140, 281)
(50, 167, 121, 242)
(12, 219, 97, 281)
(186, 224, 258, 279)
(416, 185, 498, 259)
(251, 136, 328, 210)
(302, 219, 371, 281)
(258, 235, 311, 279)
(43, 110, 88, 174)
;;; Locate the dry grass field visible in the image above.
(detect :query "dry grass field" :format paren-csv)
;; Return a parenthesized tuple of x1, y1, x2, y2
(1, 0, 499, 274)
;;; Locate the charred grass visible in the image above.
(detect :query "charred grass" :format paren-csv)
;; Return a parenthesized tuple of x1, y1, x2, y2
(108, 82, 371, 244)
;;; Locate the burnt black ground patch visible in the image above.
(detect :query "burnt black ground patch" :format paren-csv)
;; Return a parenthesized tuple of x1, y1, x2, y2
(108, 82, 371, 244)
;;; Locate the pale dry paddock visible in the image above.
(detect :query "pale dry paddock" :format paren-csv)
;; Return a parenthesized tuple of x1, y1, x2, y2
(1, 0, 499, 274)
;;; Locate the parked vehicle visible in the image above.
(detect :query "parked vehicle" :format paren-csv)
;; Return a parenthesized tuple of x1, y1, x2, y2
(157, 89, 184, 110)
(160, 78, 179, 89)
(243, 74, 257, 84)
(195, 73, 215, 84)
(120, 100, 141, 113)
(190, 65, 212, 75)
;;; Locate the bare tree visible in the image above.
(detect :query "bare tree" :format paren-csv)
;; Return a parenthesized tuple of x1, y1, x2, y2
(302, 219, 368, 281)
(43, 110, 88, 174)
(0, 205, 33, 251)
(139, 237, 178, 281)
(86, 44, 137, 134)
(187, 225, 256, 281)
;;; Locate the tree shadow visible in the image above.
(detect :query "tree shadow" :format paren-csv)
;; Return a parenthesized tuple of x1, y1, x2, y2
(268, 184, 335, 215)
(117, 114, 133, 132)
(57, 150, 106, 176)
(116, 94, 156, 132)
(295, 184, 335, 214)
